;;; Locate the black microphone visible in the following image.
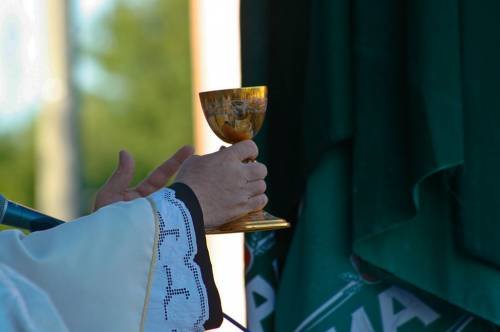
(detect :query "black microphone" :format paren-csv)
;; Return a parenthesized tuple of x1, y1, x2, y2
(0, 194, 65, 232)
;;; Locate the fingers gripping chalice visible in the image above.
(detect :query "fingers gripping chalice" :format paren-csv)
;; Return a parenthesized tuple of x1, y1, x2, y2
(199, 86, 290, 234)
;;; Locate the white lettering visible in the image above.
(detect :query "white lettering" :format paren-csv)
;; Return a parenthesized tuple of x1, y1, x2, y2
(351, 306, 375, 332)
(378, 286, 439, 332)
(246, 276, 275, 332)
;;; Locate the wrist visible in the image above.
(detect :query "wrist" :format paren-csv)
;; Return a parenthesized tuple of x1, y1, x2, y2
(170, 182, 206, 226)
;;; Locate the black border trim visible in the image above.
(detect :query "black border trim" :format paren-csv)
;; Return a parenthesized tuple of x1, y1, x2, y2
(169, 182, 223, 329)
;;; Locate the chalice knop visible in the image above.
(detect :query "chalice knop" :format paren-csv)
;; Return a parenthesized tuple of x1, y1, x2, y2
(199, 86, 290, 234)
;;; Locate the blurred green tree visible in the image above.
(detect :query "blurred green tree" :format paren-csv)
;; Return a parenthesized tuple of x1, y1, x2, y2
(0, 0, 192, 215)
(0, 126, 35, 204)
(80, 0, 193, 211)
(0, 125, 34, 231)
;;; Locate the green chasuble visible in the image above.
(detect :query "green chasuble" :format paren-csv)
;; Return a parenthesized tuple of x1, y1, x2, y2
(241, 0, 500, 331)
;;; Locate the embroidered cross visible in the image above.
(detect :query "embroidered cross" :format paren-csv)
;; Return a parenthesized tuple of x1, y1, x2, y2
(163, 265, 190, 321)
(158, 227, 180, 261)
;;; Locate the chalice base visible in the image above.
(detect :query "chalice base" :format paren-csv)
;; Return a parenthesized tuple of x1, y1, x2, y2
(205, 210, 290, 234)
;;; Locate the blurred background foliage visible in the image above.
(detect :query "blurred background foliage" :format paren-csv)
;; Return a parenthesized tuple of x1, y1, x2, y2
(80, 0, 192, 210)
(0, 0, 193, 213)
(0, 125, 35, 204)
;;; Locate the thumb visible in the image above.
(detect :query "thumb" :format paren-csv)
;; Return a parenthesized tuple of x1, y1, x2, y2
(103, 150, 135, 193)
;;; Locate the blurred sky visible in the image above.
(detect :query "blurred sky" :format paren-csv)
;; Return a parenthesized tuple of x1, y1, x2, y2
(0, 0, 113, 132)
(0, 0, 48, 131)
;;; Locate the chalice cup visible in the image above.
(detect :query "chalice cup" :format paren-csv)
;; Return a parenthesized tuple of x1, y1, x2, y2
(199, 86, 290, 234)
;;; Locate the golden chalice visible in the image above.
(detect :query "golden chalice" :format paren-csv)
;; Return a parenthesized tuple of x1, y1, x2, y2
(199, 86, 290, 234)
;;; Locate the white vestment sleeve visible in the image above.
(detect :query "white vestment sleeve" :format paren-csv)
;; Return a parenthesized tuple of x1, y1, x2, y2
(0, 185, 222, 331)
(144, 185, 222, 331)
(0, 263, 68, 332)
(0, 198, 157, 332)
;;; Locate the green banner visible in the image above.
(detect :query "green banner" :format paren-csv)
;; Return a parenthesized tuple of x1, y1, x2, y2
(242, 0, 500, 331)
(274, 148, 496, 331)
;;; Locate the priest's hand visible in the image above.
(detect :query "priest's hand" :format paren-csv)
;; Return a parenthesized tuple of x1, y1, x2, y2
(94, 140, 268, 228)
(94, 145, 194, 211)
(174, 140, 268, 228)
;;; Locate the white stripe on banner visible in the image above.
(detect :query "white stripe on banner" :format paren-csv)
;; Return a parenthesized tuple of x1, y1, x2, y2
(446, 315, 474, 332)
(294, 281, 362, 332)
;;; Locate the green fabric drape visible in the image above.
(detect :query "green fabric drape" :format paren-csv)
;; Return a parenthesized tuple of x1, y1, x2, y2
(242, 0, 500, 331)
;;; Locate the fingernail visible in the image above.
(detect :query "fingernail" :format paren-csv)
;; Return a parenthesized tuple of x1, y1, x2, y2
(118, 150, 128, 165)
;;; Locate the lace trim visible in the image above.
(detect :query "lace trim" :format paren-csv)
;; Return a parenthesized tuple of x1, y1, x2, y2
(145, 188, 209, 331)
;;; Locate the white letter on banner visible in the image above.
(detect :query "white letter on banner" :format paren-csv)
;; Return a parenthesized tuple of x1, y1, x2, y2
(350, 306, 375, 332)
(246, 276, 275, 332)
(378, 286, 440, 332)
